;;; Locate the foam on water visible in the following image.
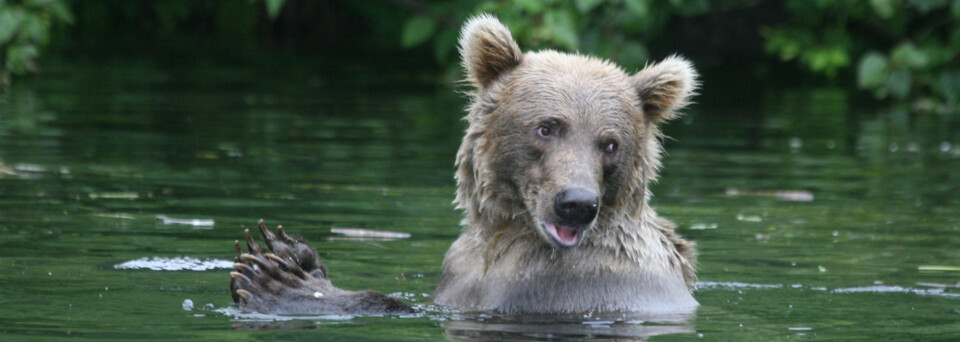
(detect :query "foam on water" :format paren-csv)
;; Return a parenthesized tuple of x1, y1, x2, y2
(114, 257, 234, 271)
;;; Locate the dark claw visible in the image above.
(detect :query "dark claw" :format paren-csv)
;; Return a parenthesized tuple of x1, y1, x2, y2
(230, 271, 252, 285)
(264, 253, 289, 269)
(276, 225, 295, 244)
(234, 262, 257, 276)
(235, 289, 252, 302)
(231, 220, 401, 314)
(265, 253, 307, 279)
(240, 253, 266, 267)
(258, 219, 276, 241)
(244, 229, 263, 255)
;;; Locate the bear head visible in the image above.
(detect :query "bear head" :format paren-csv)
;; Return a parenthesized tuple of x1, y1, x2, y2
(454, 14, 698, 249)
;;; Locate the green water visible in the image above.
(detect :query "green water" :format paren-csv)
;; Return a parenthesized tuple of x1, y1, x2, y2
(1, 58, 958, 341)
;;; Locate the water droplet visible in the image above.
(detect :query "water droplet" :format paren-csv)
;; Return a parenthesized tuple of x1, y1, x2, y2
(826, 139, 836, 149)
(182, 299, 194, 311)
(941, 142, 951, 152)
(313, 291, 324, 298)
(889, 143, 899, 152)
(906, 142, 919, 153)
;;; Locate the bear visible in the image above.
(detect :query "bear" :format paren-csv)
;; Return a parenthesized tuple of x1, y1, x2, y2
(229, 14, 699, 315)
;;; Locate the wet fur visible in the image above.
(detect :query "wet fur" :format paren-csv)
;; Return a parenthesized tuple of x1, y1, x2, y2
(434, 15, 699, 313)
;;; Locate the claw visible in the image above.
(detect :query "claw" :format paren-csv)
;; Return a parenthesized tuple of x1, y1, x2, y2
(234, 240, 243, 256)
(234, 262, 256, 275)
(276, 225, 295, 243)
(240, 253, 262, 265)
(230, 271, 252, 284)
(264, 253, 288, 268)
(241, 253, 276, 273)
(266, 253, 307, 278)
(259, 219, 277, 241)
(244, 229, 263, 254)
(235, 289, 252, 301)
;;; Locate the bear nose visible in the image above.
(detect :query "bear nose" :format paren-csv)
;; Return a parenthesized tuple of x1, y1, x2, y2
(554, 188, 599, 226)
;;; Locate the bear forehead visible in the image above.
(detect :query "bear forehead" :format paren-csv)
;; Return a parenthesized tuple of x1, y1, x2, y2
(496, 51, 638, 123)
(512, 51, 632, 88)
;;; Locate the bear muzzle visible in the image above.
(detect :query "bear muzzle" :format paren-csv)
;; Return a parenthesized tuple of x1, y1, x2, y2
(540, 187, 599, 247)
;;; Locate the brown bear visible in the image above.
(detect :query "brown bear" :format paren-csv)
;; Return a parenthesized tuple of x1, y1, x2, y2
(229, 14, 699, 315)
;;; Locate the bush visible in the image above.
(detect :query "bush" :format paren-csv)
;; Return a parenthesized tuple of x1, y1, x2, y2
(0, 0, 73, 86)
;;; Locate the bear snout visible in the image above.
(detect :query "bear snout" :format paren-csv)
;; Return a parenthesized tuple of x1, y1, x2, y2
(553, 187, 599, 226)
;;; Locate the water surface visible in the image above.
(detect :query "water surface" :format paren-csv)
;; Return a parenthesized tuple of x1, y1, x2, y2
(1, 58, 958, 340)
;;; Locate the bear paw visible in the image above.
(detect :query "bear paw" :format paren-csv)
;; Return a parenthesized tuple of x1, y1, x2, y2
(228, 220, 412, 315)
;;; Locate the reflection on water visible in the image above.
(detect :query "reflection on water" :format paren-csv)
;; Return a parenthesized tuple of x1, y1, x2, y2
(442, 312, 694, 341)
(1, 59, 959, 340)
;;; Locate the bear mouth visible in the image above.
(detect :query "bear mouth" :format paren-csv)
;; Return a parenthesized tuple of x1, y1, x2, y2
(541, 220, 582, 247)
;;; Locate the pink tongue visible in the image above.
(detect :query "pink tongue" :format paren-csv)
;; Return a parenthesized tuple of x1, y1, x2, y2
(555, 225, 578, 243)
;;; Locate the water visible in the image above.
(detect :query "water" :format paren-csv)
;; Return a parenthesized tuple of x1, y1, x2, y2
(1, 58, 959, 341)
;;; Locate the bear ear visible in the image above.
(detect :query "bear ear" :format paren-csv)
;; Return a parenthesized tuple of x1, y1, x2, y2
(631, 55, 699, 124)
(459, 14, 523, 89)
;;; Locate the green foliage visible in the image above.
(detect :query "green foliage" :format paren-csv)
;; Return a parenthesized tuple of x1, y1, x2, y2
(400, 0, 712, 71)
(264, 0, 285, 19)
(394, 0, 958, 110)
(764, 0, 960, 110)
(0, 0, 73, 85)
(2, 0, 957, 111)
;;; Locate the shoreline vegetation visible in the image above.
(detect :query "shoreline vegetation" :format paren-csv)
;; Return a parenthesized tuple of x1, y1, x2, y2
(0, 0, 957, 111)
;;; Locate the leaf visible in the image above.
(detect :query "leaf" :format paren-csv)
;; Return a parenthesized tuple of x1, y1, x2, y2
(265, 0, 285, 19)
(890, 42, 929, 69)
(5, 44, 38, 74)
(869, 0, 898, 19)
(857, 51, 888, 89)
(885, 68, 913, 99)
(933, 71, 960, 105)
(20, 12, 49, 44)
(804, 45, 849, 77)
(575, 0, 604, 13)
(0, 7, 25, 44)
(401, 15, 436, 48)
(624, 0, 649, 18)
(44, 1, 74, 24)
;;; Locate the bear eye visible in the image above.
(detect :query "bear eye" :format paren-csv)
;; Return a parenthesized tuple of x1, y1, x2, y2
(602, 140, 619, 155)
(536, 124, 555, 138)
